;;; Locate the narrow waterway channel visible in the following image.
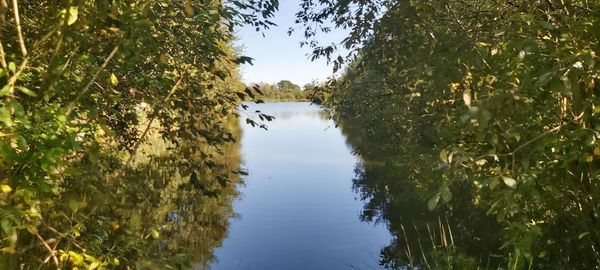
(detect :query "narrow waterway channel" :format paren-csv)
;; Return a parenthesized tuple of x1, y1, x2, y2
(210, 102, 393, 269)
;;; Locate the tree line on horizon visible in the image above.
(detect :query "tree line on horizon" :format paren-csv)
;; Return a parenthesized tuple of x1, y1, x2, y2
(244, 80, 322, 102)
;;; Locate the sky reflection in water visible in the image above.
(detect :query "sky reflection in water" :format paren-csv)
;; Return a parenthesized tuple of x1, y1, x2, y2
(210, 102, 392, 270)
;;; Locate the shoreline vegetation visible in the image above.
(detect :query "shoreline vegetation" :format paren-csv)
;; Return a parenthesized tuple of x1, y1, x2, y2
(299, 0, 600, 268)
(243, 80, 321, 102)
(2, 0, 600, 269)
(0, 1, 275, 268)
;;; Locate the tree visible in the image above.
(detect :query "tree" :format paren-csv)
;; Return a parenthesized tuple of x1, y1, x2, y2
(0, 0, 277, 268)
(248, 81, 306, 101)
(296, 0, 600, 268)
(276, 80, 301, 92)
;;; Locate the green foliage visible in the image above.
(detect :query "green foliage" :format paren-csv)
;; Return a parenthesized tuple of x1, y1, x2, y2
(298, 0, 600, 268)
(0, 0, 276, 268)
(248, 80, 308, 101)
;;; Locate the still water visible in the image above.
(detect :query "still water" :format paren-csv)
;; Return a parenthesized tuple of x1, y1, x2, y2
(210, 102, 392, 269)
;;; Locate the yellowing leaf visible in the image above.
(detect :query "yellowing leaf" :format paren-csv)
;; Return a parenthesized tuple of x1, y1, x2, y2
(89, 261, 100, 270)
(150, 229, 160, 239)
(110, 73, 119, 86)
(184, 0, 194, 16)
(450, 82, 460, 92)
(439, 149, 448, 163)
(0, 185, 12, 193)
(159, 53, 168, 64)
(578, 232, 590, 239)
(463, 90, 472, 106)
(67, 6, 78, 26)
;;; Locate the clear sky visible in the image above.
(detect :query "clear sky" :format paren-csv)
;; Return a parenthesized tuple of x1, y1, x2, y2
(235, 1, 348, 87)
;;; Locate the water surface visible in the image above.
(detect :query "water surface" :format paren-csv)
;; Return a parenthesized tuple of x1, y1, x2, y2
(210, 102, 392, 269)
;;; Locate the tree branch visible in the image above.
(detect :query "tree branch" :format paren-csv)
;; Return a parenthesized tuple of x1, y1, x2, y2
(33, 231, 59, 267)
(0, 41, 6, 69)
(12, 0, 27, 56)
(66, 45, 120, 114)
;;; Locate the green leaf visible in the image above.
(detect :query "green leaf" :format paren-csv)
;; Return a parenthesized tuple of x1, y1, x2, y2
(441, 188, 452, 203)
(439, 149, 448, 163)
(150, 229, 160, 239)
(0, 107, 12, 127)
(537, 72, 553, 87)
(8, 62, 15, 73)
(477, 109, 492, 128)
(57, 113, 67, 123)
(67, 6, 79, 25)
(485, 176, 500, 189)
(16, 86, 37, 97)
(0, 219, 12, 234)
(16, 135, 27, 150)
(428, 193, 440, 211)
(68, 199, 80, 213)
(9, 101, 29, 128)
(501, 176, 517, 188)
(0, 85, 11, 96)
(540, 21, 554, 30)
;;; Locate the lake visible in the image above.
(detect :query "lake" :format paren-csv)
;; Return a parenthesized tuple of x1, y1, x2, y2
(209, 102, 393, 269)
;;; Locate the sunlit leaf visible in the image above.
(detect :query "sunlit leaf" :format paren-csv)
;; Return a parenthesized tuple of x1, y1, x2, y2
(501, 176, 517, 189)
(0, 184, 12, 193)
(0, 107, 12, 127)
(67, 6, 78, 25)
(110, 73, 119, 86)
(16, 86, 37, 97)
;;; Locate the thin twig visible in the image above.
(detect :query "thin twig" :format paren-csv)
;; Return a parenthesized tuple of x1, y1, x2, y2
(12, 0, 27, 56)
(445, 4, 491, 69)
(444, 215, 455, 247)
(0, 40, 6, 68)
(413, 221, 431, 269)
(5, 27, 58, 91)
(400, 223, 414, 268)
(67, 45, 120, 114)
(33, 231, 59, 266)
(511, 125, 561, 155)
(511, 124, 561, 173)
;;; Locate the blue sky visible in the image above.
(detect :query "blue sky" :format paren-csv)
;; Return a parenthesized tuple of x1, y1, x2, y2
(235, 1, 348, 87)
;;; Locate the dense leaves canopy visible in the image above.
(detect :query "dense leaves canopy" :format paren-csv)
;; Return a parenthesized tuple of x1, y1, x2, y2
(298, 0, 600, 268)
(0, 0, 277, 268)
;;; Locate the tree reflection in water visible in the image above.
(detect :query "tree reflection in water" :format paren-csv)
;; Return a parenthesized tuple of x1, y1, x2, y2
(116, 120, 243, 268)
(339, 118, 505, 269)
(3, 119, 243, 269)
